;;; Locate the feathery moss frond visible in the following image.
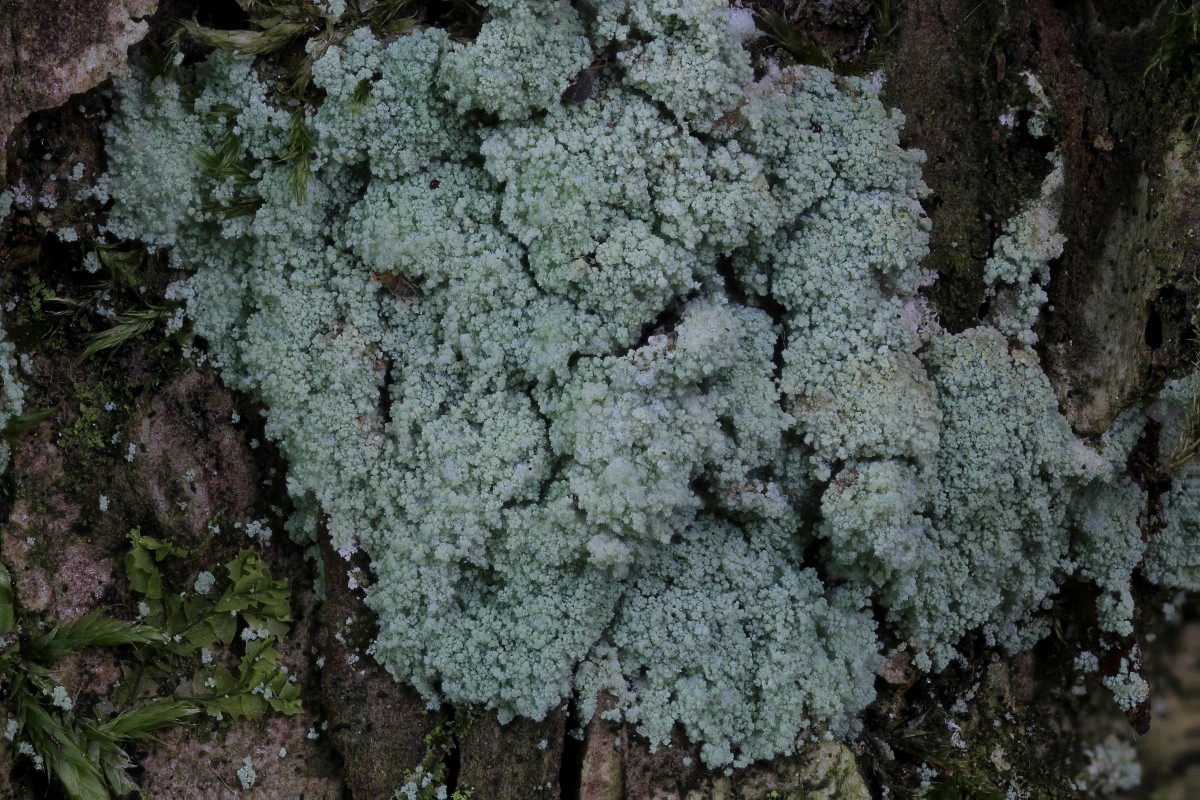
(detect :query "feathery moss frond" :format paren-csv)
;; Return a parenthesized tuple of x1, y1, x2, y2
(283, 110, 316, 205)
(78, 308, 168, 362)
(24, 612, 164, 662)
(754, 9, 833, 68)
(180, 18, 310, 56)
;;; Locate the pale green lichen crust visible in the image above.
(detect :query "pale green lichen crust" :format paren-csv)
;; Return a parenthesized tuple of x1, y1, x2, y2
(98, 0, 1196, 768)
(0, 308, 23, 474)
(1143, 372, 1200, 591)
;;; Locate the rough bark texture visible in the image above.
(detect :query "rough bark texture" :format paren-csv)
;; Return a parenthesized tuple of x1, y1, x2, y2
(457, 708, 566, 798)
(0, 0, 1199, 797)
(0, 0, 157, 177)
(320, 531, 442, 798)
(878, 0, 1199, 434)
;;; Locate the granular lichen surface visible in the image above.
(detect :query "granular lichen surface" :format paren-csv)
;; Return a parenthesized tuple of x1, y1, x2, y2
(93, 0, 1200, 770)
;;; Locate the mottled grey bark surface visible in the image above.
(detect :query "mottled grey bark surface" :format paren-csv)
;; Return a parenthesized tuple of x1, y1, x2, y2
(0, 0, 157, 176)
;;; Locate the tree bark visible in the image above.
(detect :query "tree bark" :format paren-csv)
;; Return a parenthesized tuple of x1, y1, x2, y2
(0, 0, 1198, 797)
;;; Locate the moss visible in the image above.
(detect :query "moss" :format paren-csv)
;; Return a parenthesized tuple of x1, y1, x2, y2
(55, 382, 115, 453)
(394, 710, 476, 800)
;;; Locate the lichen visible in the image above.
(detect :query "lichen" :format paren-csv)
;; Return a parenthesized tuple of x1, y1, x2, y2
(96, 0, 1197, 769)
(0, 308, 24, 474)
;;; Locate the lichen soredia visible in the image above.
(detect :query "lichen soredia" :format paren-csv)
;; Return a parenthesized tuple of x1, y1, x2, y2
(96, 0, 1194, 768)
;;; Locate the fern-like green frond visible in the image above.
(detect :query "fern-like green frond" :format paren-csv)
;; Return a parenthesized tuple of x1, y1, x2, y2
(755, 10, 833, 68)
(13, 689, 109, 800)
(24, 612, 164, 662)
(283, 110, 316, 205)
(93, 701, 199, 741)
(78, 308, 167, 362)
